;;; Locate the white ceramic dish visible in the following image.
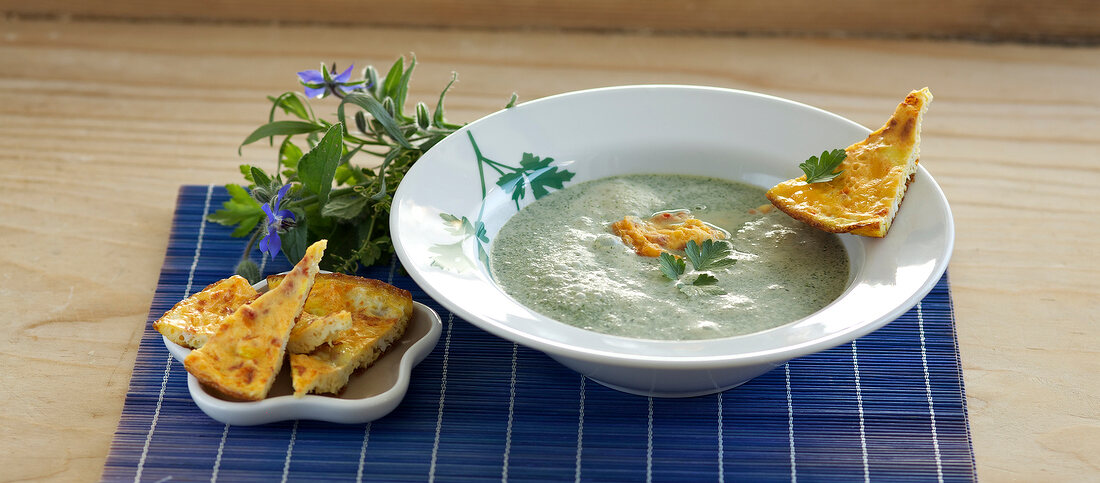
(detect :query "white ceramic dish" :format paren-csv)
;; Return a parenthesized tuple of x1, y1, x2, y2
(162, 276, 442, 425)
(391, 85, 953, 397)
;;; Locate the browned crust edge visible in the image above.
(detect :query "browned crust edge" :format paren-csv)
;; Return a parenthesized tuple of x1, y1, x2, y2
(153, 276, 246, 326)
(765, 171, 917, 238)
(267, 272, 412, 301)
(153, 275, 257, 348)
(184, 354, 263, 401)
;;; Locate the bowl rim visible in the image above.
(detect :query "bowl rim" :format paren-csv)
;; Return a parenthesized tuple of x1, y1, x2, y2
(391, 84, 954, 369)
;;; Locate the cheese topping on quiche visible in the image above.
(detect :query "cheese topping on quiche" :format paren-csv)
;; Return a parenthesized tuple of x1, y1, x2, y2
(766, 88, 932, 237)
(265, 273, 413, 397)
(154, 275, 258, 349)
(183, 240, 327, 401)
(611, 210, 727, 257)
(154, 275, 352, 353)
(286, 310, 352, 354)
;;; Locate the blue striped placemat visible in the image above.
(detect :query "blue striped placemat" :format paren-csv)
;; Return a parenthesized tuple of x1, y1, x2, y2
(104, 185, 975, 482)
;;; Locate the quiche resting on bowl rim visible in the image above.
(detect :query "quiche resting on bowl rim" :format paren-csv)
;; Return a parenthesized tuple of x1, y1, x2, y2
(766, 88, 933, 237)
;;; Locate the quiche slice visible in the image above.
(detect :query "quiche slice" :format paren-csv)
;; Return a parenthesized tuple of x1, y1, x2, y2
(183, 240, 327, 401)
(154, 274, 350, 352)
(154, 275, 258, 349)
(766, 88, 932, 237)
(265, 273, 413, 397)
(286, 310, 352, 354)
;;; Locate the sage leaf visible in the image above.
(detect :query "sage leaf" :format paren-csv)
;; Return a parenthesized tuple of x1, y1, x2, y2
(269, 92, 312, 122)
(433, 72, 462, 129)
(249, 166, 272, 188)
(240, 120, 326, 154)
(279, 138, 304, 171)
(280, 219, 309, 265)
(380, 57, 404, 101)
(339, 93, 414, 149)
(392, 55, 417, 121)
(297, 123, 344, 205)
(321, 193, 368, 220)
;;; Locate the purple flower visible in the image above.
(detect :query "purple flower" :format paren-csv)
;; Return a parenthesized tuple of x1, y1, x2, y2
(297, 64, 368, 99)
(259, 184, 296, 258)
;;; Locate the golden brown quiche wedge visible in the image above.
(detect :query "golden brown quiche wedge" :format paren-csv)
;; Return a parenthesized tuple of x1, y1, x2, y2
(286, 310, 353, 354)
(155, 276, 350, 352)
(154, 275, 258, 349)
(183, 240, 327, 401)
(265, 273, 413, 398)
(766, 88, 932, 237)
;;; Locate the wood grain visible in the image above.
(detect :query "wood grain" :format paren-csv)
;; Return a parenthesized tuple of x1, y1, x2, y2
(3, 0, 1099, 43)
(0, 16, 1098, 481)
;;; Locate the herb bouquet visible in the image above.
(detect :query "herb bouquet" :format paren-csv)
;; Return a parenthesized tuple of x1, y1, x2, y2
(208, 55, 515, 282)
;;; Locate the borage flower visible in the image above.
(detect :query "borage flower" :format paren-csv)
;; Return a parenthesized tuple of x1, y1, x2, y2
(297, 63, 368, 99)
(259, 184, 296, 258)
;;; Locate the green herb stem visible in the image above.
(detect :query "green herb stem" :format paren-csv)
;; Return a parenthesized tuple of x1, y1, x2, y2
(210, 55, 512, 275)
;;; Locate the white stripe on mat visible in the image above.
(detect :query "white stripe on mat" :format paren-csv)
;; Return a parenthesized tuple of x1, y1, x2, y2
(353, 257, 398, 481)
(717, 392, 725, 483)
(428, 313, 454, 483)
(852, 341, 870, 483)
(501, 343, 518, 482)
(501, 343, 517, 479)
(917, 302, 945, 483)
(574, 376, 586, 483)
(646, 397, 653, 483)
(210, 246, 262, 483)
(210, 423, 230, 482)
(135, 183, 214, 483)
(785, 363, 797, 483)
(356, 422, 372, 482)
(280, 420, 299, 483)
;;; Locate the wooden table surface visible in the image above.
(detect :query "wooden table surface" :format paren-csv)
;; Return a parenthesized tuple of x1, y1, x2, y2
(1, 16, 1097, 481)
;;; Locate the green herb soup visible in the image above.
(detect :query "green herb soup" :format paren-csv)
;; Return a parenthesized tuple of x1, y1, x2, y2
(489, 174, 850, 340)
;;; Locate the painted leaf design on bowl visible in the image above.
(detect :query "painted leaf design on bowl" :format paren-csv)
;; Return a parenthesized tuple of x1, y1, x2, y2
(430, 131, 576, 273)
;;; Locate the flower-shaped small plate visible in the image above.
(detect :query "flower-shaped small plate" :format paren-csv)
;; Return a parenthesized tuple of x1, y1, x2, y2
(162, 278, 442, 425)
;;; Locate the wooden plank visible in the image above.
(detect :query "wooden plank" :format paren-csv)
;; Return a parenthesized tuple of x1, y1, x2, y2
(0, 16, 1098, 481)
(3, 0, 1098, 43)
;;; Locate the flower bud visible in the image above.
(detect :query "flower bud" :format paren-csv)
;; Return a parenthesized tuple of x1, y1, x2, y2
(355, 111, 368, 134)
(364, 65, 379, 93)
(234, 259, 261, 285)
(382, 97, 396, 117)
(416, 102, 431, 129)
(249, 185, 272, 205)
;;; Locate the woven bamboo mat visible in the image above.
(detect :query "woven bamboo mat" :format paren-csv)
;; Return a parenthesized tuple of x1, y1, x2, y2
(103, 185, 975, 482)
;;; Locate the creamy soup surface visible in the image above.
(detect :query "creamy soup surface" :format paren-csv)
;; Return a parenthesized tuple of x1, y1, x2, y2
(490, 174, 850, 340)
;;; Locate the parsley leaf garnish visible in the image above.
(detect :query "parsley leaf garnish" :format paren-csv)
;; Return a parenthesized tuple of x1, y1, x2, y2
(657, 240, 737, 297)
(658, 252, 686, 280)
(678, 273, 728, 297)
(692, 273, 719, 286)
(684, 239, 737, 271)
(799, 149, 847, 183)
